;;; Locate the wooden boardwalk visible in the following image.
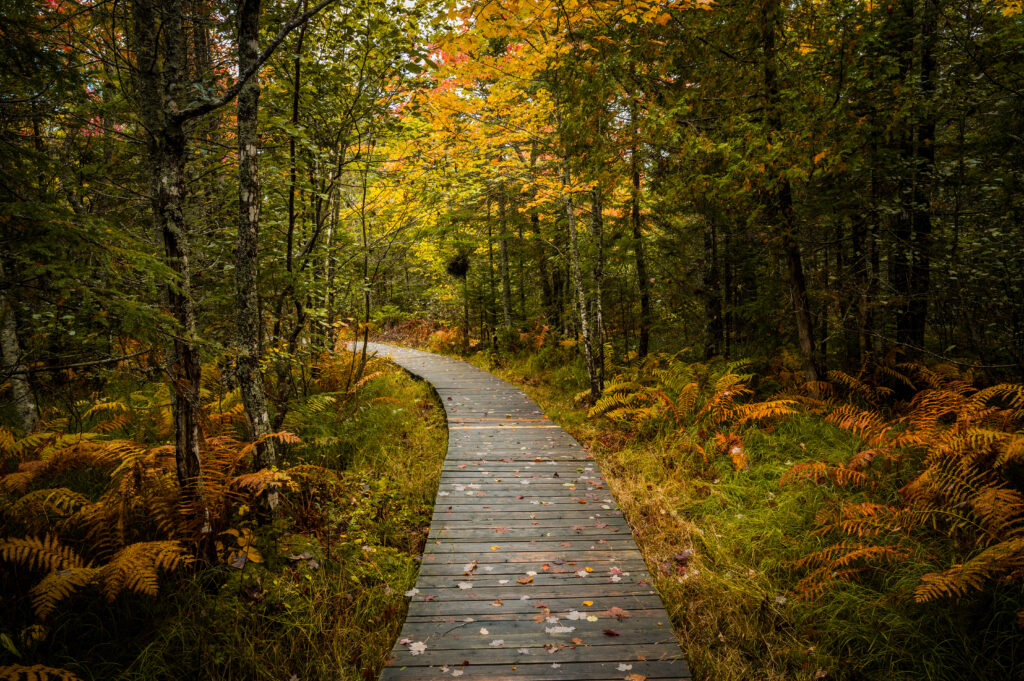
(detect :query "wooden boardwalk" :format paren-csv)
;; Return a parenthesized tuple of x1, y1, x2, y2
(357, 343, 690, 681)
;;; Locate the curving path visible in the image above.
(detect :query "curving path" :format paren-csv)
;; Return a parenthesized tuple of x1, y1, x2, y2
(355, 342, 691, 681)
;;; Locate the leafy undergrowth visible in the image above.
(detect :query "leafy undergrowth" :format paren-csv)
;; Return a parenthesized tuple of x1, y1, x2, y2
(445, 341, 1024, 681)
(0, 353, 446, 681)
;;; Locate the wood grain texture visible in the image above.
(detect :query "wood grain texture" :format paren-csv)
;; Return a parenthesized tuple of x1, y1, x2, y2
(353, 342, 690, 681)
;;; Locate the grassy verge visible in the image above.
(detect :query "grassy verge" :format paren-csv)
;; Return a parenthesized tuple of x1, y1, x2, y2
(1, 356, 447, 681)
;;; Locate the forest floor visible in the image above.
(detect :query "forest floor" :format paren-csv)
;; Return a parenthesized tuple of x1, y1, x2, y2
(1, 356, 448, 681)
(3, 333, 1022, 681)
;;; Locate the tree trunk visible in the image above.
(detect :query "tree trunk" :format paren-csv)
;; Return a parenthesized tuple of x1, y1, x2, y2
(0, 260, 37, 432)
(499, 184, 513, 332)
(132, 0, 206, 503)
(563, 166, 600, 400)
(235, 0, 277, 489)
(629, 104, 651, 359)
(760, 0, 819, 386)
(906, 0, 936, 350)
(702, 217, 722, 360)
(590, 187, 605, 389)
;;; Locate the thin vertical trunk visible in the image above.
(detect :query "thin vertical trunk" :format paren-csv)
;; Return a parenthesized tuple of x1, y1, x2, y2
(703, 217, 722, 360)
(499, 184, 513, 331)
(133, 0, 206, 504)
(761, 0, 819, 386)
(906, 0, 936, 350)
(517, 212, 526, 326)
(235, 0, 277, 484)
(563, 165, 599, 400)
(590, 187, 605, 389)
(629, 102, 651, 358)
(486, 199, 496, 343)
(0, 260, 37, 432)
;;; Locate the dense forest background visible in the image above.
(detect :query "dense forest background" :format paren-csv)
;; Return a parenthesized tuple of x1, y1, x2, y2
(1, 0, 1023, 679)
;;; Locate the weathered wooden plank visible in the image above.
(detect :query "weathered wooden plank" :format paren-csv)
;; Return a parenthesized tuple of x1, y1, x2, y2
(392, 617, 676, 647)
(389, 642, 683, 666)
(380, 660, 690, 681)
(405, 596, 664, 618)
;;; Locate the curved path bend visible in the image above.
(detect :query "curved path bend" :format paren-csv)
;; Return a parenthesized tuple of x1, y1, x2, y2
(356, 342, 691, 681)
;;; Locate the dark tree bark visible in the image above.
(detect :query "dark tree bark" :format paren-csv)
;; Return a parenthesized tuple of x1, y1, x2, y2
(235, 0, 277, 485)
(131, 0, 206, 499)
(563, 165, 600, 400)
(590, 187, 605, 388)
(760, 0, 819, 386)
(0, 259, 37, 432)
(629, 103, 651, 359)
(702, 217, 723, 360)
(499, 184, 513, 331)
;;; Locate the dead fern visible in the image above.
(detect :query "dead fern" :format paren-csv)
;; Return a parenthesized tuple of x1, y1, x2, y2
(783, 363, 1024, 603)
(0, 665, 82, 681)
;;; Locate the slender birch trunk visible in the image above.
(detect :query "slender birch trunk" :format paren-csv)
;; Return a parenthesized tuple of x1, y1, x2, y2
(235, 0, 278, 494)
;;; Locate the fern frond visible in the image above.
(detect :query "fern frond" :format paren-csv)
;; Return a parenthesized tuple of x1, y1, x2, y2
(781, 462, 870, 488)
(971, 487, 1024, 539)
(735, 399, 796, 424)
(96, 540, 193, 601)
(914, 537, 1024, 602)
(8, 488, 90, 523)
(0, 664, 83, 680)
(30, 567, 99, 619)
(0, 535, 87, 571)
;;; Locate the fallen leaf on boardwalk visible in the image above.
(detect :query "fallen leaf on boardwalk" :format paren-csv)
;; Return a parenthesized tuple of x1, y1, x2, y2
(603, 629, 620, 636)
(571, 637, 584, 645)
(404, 588, 419, 597)
(618, 664, 633, 671)
(586, 615, 599, 622)
(408, 641, 427, 655)
(450, 671, 463, 677)
(463, 560, 478, 575)
(585, 566, 593, 572)
(607, 606, 630, 619)
(545, 626, 575, 634)
(583, 600, 594, 606)
(532, 601, 548, 608)
(492, 599, 503, 606)
(595, 521, 609, 529)
(458, 582, 473, 589)
(399, 638, 412, 645)
(625, 675, 646, 681)
(518, 648, 530, 654)
(479, 627, 489, 635)
(425, 594, 437, 601)
(490, 639, 504, 647)
(517, 576, 533, 584)
(490, 545, 500, 550)
(541, 564, 550, 570)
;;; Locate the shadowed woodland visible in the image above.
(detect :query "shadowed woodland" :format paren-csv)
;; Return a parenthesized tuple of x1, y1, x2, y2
(1, 0, 1023, 679)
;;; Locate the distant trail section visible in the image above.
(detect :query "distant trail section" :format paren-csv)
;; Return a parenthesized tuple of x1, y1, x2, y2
(353, 342, 690, 681)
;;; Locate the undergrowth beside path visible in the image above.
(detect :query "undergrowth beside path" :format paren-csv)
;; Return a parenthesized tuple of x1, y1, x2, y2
(397, 331, 1023, 681)
(1, 355, 447, 681)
